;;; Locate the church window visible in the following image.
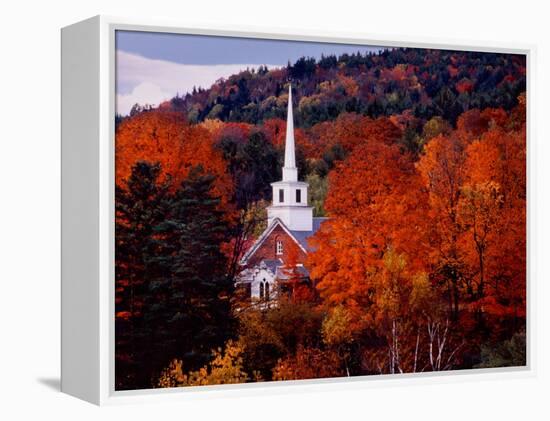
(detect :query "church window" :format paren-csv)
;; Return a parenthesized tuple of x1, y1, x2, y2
(259, 282, 264, 299)
(265, 282, 270, 301)
(296, 189, 301, 203)
(276, 240, 283, 255)
(279, 189, 284, 203)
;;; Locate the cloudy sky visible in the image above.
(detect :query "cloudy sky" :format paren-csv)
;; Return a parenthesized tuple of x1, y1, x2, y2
(116, 31, 380, 116)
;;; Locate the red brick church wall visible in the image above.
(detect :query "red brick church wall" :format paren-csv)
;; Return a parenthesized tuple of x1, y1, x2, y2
(246, 224, 308, 268)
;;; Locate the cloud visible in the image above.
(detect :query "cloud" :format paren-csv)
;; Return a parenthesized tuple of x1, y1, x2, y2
(116, 51, 281, 115)
(117, 82, 173, 116)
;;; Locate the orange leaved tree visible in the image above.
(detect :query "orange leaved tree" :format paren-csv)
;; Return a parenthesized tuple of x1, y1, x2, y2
(416, 133, 468, 319)
(115, 110, 233, 207)
(308, 136, 431, 331)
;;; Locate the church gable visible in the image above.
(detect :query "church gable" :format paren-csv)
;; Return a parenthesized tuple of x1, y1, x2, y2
(243, 221, 308, 268)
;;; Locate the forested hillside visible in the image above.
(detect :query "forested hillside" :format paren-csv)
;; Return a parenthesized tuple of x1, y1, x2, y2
(121, 48, 525, 126)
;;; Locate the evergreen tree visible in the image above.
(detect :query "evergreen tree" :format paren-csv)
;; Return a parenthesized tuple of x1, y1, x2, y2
(219, 131, 280, 208)
(115, 161, 170, 390)
(145, 165, 235, 382)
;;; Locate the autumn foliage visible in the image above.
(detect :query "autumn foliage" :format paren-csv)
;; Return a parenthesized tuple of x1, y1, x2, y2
(116, 110, 233, 205)
(307, 99, 526, 374)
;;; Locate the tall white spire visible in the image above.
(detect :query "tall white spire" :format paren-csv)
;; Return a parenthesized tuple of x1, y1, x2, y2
(282, 85, 298, 182)
(267, 84, 313, 231)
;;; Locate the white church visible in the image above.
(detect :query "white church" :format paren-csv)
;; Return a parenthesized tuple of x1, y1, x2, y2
(236, 85, 327, 302)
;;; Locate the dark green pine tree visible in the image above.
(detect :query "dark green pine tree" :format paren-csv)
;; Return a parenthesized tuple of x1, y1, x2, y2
(115, 161, 170, 391)
(145, 165, 235, 382)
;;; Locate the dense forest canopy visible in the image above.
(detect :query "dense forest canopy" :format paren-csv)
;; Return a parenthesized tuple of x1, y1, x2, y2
(119, 47, 525, 128)
(115, 46, 526, 390)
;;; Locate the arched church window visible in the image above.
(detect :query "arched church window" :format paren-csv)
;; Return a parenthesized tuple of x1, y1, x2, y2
(265, 282, 270, 301)
(276, 240, 283, 255)
(259, 282, 264, 299)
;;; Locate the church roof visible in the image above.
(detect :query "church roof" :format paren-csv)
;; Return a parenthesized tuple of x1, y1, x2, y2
(240, 217, 306, 264)
(289, 217, 329, 251)
(262, 259, 283, 274)
(240, 216, 329, 265)
(257, 259, 309, 281)
(275, 264, 310, 280)
(257, 258, 310, 280)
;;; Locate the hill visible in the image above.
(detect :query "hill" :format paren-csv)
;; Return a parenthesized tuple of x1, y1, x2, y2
(130, 47, 526, 128)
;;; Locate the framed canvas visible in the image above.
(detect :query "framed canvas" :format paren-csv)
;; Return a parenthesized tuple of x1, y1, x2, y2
(61, 15, 533, 405)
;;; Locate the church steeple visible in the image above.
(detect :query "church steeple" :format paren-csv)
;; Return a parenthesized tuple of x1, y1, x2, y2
(266, 83, 313, 232)
(282, 85, 297, 182)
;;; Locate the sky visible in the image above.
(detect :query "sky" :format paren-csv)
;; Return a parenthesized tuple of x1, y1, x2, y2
(116, 30, 381, 116)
